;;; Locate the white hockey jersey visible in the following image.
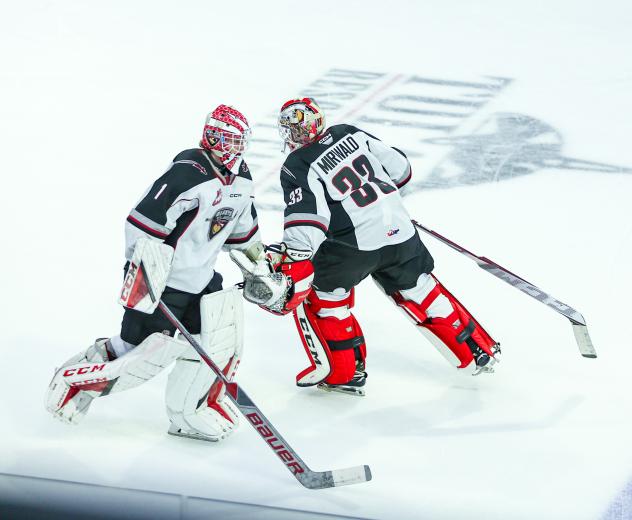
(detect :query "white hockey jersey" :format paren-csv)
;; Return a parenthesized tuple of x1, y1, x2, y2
(280, 124, 414, 253)
(125, 148, 260, 294)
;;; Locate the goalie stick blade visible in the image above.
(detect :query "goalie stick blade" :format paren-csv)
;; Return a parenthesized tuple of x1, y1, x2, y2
(298, 465, 372, 490)
(411, 221, 598, 359)
(157, 300, 373, 490)
(572, 323, 597, 358)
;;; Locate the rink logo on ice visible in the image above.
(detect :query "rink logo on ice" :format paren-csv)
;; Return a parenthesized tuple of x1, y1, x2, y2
(249, 69, 632, 209)
(246, 412, 304, 475)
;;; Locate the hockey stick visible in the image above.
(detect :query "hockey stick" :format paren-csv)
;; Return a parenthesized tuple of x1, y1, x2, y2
(157, 300, 372, 489)
(412, 220, 597, 358)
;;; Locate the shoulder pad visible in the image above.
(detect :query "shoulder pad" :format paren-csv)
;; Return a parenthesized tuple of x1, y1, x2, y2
(330, 123, 359, 136)
(281, 154, 309, 181)
(169, 149, 212, 177)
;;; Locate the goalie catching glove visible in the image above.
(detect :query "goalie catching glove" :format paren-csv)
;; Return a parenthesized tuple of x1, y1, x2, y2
(230, 242, 314, 315)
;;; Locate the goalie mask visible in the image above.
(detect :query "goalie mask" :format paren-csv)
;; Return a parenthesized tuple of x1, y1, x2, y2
(278, 98, 325, 151)
(201, 105, 251, 169)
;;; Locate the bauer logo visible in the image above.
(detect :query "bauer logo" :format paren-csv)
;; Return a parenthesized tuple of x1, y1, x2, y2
(246, 412, 304, 475)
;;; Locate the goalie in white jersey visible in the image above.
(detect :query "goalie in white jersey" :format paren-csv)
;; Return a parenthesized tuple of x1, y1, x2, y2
(46, 105, 264, 440)
(236, 98, 500, 397)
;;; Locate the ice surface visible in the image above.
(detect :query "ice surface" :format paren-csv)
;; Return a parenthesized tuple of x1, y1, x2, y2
(1, 1, 632, 518)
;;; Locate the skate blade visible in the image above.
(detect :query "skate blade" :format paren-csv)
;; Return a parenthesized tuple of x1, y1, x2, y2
(472, 358, 499, 376)
(167, 424, 219, 442)
(317, 383, 366, 397)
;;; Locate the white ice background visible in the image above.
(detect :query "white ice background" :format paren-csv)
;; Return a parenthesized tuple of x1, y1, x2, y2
(1, 1, 632, 519)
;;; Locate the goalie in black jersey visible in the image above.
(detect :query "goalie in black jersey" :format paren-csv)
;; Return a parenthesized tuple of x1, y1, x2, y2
(235, 98, 500, 397)
(46, 105, 267, 439)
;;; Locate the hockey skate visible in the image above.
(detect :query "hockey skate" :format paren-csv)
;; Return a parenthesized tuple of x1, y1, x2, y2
(166, 397, 239, 443)
(317, 362, 367, 397)
(472, 344, 501, 376)
(167, 423, 219, 442)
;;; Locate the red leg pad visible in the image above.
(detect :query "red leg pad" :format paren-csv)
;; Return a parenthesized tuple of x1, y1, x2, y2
(313, 314, 366, 384)
(393, 276, 497, 369)
(305, 291, 366, 385)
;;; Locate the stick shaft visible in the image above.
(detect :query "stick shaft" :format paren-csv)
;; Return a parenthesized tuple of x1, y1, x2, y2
(157, 300, 371, 488)
(412, 220, 597, 358)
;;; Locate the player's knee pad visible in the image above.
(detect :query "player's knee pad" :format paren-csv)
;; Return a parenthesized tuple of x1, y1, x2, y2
(46, 333, 187, 424)
(165, 287, 243, 441)
(391, 274, 499, 373)
(294, 289, 366, 386)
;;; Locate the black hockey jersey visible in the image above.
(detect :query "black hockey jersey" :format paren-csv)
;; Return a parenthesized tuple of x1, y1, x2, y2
(125, 148, 260, 293)
(280, 124, 413, 253)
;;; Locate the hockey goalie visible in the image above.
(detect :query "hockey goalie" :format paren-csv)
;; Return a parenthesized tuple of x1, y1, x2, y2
(45, 105, 264, 441)
(233, 98, 501, 397)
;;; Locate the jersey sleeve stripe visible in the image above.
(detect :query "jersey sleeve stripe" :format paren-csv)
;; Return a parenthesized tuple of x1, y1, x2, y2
(225, 224, 259, 244)
(129, 209, 172, 234)
(395, 167, 412, 188)
(126, 214, 169, 239)
(284, 220, 329, 234)
(284, 212, 329, 228)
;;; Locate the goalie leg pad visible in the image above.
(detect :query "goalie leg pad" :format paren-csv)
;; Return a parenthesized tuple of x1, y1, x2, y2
(45, 338, 112, 424)
(294, 289, 366, 386)
(46, 333, 187, 424)
(165, 287, 243, 441)
(320, 314, 365, 385)
(393, 274, 498, 373)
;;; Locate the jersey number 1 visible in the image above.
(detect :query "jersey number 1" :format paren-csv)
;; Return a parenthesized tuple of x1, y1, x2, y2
(331, 155, 396, 207)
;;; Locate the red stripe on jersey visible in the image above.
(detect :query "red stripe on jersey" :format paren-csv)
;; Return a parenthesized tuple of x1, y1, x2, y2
(127, 215, 169, 238)
(396, 169, 412, 188)
(284, 220, 328, 234)
(225, 224, 259, 244)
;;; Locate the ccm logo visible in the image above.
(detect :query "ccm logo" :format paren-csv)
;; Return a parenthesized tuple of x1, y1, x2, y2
(120, 263, 138, 301)
(72, 377, 107, 387)
(63, 364, 106, 377)
(299, 317, 321, 366)
(246, 413, 304, 475)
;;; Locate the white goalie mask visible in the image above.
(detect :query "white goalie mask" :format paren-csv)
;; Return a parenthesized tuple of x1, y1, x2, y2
(277, 97, 326, 151)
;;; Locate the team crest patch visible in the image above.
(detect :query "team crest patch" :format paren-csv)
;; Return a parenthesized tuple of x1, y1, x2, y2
(207, 207, 235, 239)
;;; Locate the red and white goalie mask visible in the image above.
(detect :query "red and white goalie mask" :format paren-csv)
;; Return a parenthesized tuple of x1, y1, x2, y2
(278, 97, 326, 151)
(201, 104, 251, 170)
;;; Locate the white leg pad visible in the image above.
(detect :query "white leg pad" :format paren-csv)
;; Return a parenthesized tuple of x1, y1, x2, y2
(165, 287, 243, 441)
(45, 339, 110, 424)
(46, 333, 187, 424)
